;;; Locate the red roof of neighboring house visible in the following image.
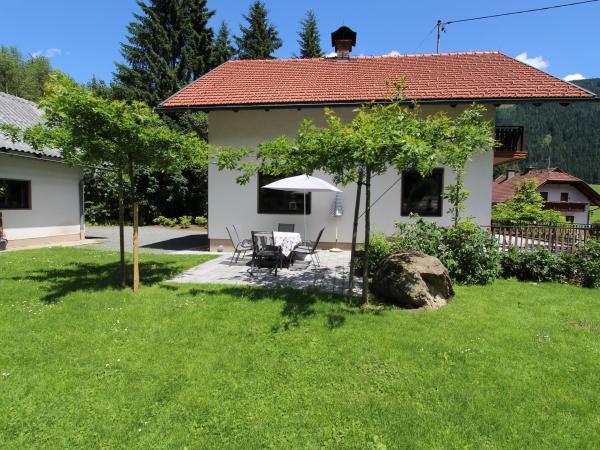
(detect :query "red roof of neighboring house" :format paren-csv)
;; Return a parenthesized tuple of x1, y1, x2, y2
(160, 52, 594, 109)
(492, 168, 600, 206)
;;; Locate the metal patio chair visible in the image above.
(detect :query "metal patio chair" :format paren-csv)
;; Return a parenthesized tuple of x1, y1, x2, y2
(292, 227, 325, 268)
(250, 231, 283, 276)
(226, 225, 253, 265)
(277, 223, 295, 232)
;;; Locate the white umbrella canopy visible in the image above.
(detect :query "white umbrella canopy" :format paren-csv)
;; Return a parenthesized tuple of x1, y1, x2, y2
(262, 174, 342, 193)
(262, 174, 342, 239)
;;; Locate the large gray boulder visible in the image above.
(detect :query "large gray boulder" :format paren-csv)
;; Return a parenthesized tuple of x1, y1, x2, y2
(372, 252, 454, 309)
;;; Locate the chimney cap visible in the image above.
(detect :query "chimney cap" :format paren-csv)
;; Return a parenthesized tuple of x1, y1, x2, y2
(331, 26, 357, 47)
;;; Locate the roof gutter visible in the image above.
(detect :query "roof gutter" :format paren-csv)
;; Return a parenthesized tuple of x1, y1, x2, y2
(158, 95, 598, 113)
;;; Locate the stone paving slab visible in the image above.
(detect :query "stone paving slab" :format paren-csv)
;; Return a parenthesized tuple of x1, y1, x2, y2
(171, 250, 361, 295)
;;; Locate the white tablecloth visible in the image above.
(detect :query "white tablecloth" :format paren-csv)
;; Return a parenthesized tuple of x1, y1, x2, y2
(273, 231, 302, 257)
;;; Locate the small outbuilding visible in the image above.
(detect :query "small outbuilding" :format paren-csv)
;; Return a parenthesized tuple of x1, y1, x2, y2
(0, 92, 84, 249)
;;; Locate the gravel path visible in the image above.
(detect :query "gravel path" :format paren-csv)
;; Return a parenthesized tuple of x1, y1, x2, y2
(85, 225, 210, 254)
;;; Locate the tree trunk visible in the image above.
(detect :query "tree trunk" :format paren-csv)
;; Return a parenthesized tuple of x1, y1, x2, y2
(118, 170, 126, 289)
(453, 172, 462, 226)
(347, 170, 364, 303)
(362, 168, 371, 304)
(128, 159, 139, 293)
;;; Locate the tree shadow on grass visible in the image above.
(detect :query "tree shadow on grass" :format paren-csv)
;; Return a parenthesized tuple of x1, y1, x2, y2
(14, 260, 190, 304)
(165, 284, 383, 331)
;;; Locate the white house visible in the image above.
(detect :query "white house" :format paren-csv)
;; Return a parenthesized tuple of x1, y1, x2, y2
(0, 92, 84, 249)
(159, 27, 595, 251)
(493, 168, 600, 224)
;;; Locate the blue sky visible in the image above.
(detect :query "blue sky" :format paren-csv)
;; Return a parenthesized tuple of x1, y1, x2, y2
(1, 0, 597, 83)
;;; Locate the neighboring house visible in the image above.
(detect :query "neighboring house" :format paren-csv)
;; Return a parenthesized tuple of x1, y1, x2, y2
(159, 27, 595, 251)
(493, 167, 600, 224)
(0, 92, 84, 249)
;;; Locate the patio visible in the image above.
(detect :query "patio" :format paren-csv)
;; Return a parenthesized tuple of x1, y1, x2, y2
(170, 250, 358, 295)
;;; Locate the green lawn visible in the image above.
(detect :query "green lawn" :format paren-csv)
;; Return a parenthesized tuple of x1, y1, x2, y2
(592, 184, 600, 223)
(1, 248, 600, 449)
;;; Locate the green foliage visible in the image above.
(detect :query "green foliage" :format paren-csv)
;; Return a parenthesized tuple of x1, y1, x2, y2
(297, 10, 323, 58)
(500, 240, 600, 288)
(113, 0, 215, 106)
(194, 215, 208, 226)
(573, 240, 600, 288)
(591, 185, 600, 224)
(179, 215, 192, 228)
(492, 178, 565, 224)
(235, 0, 282, 59)
(153, 216, 177, 227)
(360, 231, 392, 274)
(496, 78, 600, 183)
(212, 21, 235, 66)
(0, 46, 51, 101)
(393, 218, 500, 285)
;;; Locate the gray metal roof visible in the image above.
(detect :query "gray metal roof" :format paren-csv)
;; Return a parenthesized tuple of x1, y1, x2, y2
(0, 92, 61, 158)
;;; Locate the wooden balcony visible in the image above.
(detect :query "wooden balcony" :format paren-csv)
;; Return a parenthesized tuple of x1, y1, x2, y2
(494, 126, 527, 166)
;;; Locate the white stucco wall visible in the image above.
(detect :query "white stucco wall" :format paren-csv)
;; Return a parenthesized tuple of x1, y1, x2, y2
(0, 154, 83, 241)
(208, 104, 495, 245)
(538, 183, 590, 224)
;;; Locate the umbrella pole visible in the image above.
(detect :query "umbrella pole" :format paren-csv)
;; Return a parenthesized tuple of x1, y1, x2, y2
(303, 191, 307, 240)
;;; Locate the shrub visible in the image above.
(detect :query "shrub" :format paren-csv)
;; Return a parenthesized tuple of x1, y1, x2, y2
(391, 218, 500, 285)
(179, 216, 192, 228)
(573, 240, 600, 288)
(512, 247, 562, 282)
(443, 221, 501, 285)
(364, 231, 392, 274)
(194, 216, 208, 227)
(153, 216, 176, 227)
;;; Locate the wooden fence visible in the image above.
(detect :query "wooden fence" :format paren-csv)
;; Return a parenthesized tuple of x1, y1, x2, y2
(486, 223, 599, 253)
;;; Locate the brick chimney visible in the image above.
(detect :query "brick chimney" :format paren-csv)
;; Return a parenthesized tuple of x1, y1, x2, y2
(331, 26, 356, 59)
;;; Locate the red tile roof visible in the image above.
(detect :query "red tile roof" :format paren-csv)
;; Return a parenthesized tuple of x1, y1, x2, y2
(492, 168, 600, 205)
(160, 52, 594, 109)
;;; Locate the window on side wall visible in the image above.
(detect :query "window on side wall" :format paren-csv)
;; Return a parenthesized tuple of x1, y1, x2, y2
(539, 191, 548, 201)
(565, 215, 575, 223)
(401, 169, 443, 217)
(560, 192, 569, 202)
(257, 173, 311, 215)
(0, 179, 31, 209)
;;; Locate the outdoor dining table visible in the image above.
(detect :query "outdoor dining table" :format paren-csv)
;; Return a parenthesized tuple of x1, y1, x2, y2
(272, 231, 302, 258)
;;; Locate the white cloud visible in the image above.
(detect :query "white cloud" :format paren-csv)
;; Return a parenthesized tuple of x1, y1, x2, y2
(384, 50, 401, 57)
(325, 51, 337, 58)
(31, 48, 62, 59)
(563, 73, 585, 81)
(515, 52, 549, 70)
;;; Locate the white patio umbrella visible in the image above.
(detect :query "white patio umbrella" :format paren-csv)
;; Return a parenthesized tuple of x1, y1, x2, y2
(262, 174, 342, 239)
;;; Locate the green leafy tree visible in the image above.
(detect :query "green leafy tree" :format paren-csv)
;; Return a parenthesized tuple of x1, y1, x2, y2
(1, 73, 209, 291)
(235, 1, 282, 59)
(431, 106, 496, 224)
(492, 178, 566, 224)
(212, 21, 236, 66)
(0, 46, 51, 101)
(113, 0, 215, 106)
(297, 10, 323, 58)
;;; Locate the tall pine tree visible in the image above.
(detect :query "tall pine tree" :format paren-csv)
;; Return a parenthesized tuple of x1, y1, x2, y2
(212, 21, 235, 66)
(235, 1, 282, 59)
(113, 0, 214, 106)
(297, 10, 323, 58)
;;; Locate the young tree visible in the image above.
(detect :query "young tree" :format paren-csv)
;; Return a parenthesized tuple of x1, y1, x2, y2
(235, 1, 282, 59)
(297, 10, 323, 58)
(113, 0, 215, 106)
(492, 179, 565, 224)
(212, 21, 236, 66)
(1, 73, 208, 291)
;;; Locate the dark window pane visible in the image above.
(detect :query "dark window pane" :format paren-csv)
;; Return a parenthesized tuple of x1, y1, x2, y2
(539, 191, 548, 201)
(258, 174, 311, 215)
(560, 192, 569, 202)
(565, 215, 575, 223)
(0, 179, 30, 209)
(401, 169, 443, 217)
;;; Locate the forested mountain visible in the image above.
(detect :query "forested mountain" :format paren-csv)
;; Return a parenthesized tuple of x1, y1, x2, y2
(496, 78, 600, 183)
